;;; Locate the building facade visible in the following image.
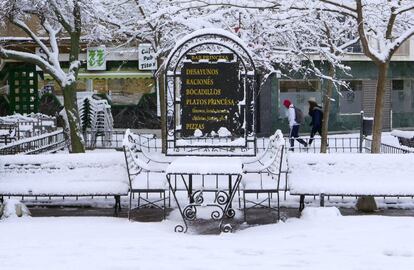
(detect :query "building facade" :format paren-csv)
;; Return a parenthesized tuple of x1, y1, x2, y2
(258, 40, 414, 135)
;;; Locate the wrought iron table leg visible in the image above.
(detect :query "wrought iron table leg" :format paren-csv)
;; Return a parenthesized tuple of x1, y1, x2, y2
(299, 195, 305, 212)
(167, 174, 188, 233)
(219, 175, 242, 232)
(188, 174, 194, 203)
(228, 175, 232, 210)
(114, 195, 121, 216)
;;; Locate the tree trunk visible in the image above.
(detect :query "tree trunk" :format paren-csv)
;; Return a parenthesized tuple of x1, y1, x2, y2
(321, 63, 335, 153)
(157, 57, 167, 153)
(371, 63, 389, 153)
(62, 82, 85, 153)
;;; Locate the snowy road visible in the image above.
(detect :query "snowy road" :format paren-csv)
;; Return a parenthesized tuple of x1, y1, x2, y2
(1, 208, 414, 270)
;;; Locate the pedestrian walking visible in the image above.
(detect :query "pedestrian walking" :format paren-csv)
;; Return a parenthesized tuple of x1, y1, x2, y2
(307, 97, 323, 145)
(283, 99, 307, 151)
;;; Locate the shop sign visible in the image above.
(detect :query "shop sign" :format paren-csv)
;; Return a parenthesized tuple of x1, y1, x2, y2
(181, 57, 241, 137)
(138, 44, 157, 70)
(185, 53, 234, 62)
(87, 46, 106, 71)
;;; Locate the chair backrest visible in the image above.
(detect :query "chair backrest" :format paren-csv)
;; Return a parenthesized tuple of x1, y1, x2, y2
(259, 130, 285, 171)
(123, 129, 164, 188)
(267, 145, 285, 176)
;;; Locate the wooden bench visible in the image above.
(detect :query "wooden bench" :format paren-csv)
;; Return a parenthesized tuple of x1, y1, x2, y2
(288, 153, 414, 211)
(0, 152, 129, 215)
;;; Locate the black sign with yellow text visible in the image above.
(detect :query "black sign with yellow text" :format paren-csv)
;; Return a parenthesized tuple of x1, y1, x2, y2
(181, 60, 241, 137)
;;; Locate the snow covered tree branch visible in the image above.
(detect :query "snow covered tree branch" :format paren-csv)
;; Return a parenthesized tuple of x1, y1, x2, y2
(0, 0, 109, 153)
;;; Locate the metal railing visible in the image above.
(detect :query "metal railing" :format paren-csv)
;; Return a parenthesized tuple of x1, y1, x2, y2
(0, 115, 57, 142)
(83, 130, 270, 153)
(83, 130, 126, 150)
(286, 137, 363, 153)
(364, 138, 413, 154)
(288, 136, 413, 154)
(79, 129, 414, 155)
(0, 130, 66, 155)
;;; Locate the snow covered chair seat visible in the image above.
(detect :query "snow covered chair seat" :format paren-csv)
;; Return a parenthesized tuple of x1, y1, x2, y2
(0, 152, 128, 214)
(123, 130, 171, 219)
(289, 153, 414, 211)
(241, 130, 286, 221)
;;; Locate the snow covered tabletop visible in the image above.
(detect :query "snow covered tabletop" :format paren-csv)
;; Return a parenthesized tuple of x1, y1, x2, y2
(289, 153, 414, 196)
(0, 152, 128, 196)
(166, 157, 242, 175)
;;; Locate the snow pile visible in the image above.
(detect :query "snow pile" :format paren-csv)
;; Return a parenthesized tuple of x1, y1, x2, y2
(0, 199, 31, 219)
(194, 129, 203, 137)
(300, 207, 342, 221)
(289, 153, 414, 196)
(218, 127, 231, 137)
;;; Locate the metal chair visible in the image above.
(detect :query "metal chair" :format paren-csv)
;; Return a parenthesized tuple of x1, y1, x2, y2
(241, 130, 285, 222)
(123, 130, 170, 220)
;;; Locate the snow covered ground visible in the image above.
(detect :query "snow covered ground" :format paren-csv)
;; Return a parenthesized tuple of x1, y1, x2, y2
(1, 208, 414, 270)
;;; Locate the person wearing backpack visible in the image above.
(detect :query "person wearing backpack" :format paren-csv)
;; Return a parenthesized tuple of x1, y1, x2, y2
(283, 99, 308, 150)
(308, 97, 323, 145)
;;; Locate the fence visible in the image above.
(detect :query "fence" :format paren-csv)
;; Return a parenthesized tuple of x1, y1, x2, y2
(83, 130, 125, 150)
(287, 137, 363, 153)
(0, 130, 66, 155)
(364, 138, 413, 154)
(0, 114, 57, 142)
(83, 130, 413, 155)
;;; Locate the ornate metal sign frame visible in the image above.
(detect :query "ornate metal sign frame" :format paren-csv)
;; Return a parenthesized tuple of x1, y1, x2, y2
(164, 30, 257, 156)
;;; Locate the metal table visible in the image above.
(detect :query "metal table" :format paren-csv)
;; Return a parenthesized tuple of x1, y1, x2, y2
(166, 157, 243, 233)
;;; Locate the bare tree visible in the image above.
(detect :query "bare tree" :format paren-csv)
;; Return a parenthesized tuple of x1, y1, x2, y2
(318, 0, 414, 153)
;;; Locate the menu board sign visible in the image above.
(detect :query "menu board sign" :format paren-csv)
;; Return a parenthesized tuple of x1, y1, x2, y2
(181, 59, 240, 137)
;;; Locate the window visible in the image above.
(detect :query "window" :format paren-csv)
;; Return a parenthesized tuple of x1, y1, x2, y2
(39, 76, 154, 105)
(394, 40, 410, 56)
(346, 41, 363, 53)
(279, 80, 321, 117)
(339, 80, 362, 114)
(392, 80, 413, 113)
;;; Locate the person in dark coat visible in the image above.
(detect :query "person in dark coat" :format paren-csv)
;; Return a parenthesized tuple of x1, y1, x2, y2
(308, 97, 323, 145)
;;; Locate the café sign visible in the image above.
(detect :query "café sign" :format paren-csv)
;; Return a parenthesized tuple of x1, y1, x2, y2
(138, 44, 157, 70)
